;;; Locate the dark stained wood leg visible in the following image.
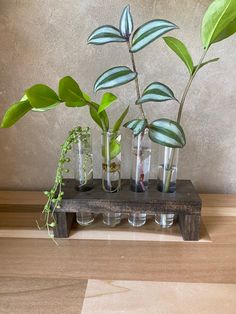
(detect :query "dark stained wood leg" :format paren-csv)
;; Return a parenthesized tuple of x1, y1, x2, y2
(53, 212, 75, 238)
(179, 213, 201, 241)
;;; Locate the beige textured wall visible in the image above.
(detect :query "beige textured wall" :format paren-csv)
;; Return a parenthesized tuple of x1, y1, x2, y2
(0, 0, 236, 193)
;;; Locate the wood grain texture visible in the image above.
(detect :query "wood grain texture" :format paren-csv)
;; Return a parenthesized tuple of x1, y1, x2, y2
(0, 219, 210, 242)
(0, 192, 236, 285)
(201, 194, 236, 216)
(202, 216, 236, 244)
(179, 213, 201, 241)
(0, 212, 43, 228)
(0, 190, 46, 212)
(82, 280, 236, 314)
(0, 277, 87, 314)
(54, 212, 75, 238)
(1, 191, 235, 216)
(0, 238, 235, 284)
(53, 179, 202, 240)
(58, 179, 202, 215)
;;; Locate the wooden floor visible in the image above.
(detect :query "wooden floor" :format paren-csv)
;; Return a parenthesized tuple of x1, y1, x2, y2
(0, 191, 236, 313)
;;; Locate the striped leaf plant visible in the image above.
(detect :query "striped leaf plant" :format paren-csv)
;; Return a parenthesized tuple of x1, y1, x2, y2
(88, 4, 185, 149)
(88, 0, 236, 194)
(88, 0, 236, 148)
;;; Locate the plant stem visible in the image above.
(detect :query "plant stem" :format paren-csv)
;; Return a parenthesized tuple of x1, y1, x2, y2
(127, 41, 146, 120)
(177, 49, 208, 123)
(163, 49, 208, 194)
(163, 148, 175, 193)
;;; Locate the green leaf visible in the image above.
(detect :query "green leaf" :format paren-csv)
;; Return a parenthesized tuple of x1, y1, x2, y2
(89, 102, 109, 131)
(102, 138, 121, 160)
(123, 119, 148, 136)
(1, 100, 32, 128)
(59, 76, 87, 107)
(113, 105, 129, 132)
(149, 118, 186, 148)
(94, 66, 137, 92)
(82, 92, 91, 102)
(32, 103, 60, 112)
(163, 36, 194, 74)
(201, 0, 236, 49)
(99, 109, 109, 131)
(130, 19, 178, 53)
(88, 25, 126, 45)
(193, 57, 219, 73)
(20, 94, 28, 101)
(138, 82, 177, 104)
(21, 94, 59, 112)
(98, 93, 117, 113)
(119, 5, 133, 38)
(90, 105, 103, 130)
(26, 84, 60, 109)
(213, 18, 236, 43)
(110, 140, 121, 160)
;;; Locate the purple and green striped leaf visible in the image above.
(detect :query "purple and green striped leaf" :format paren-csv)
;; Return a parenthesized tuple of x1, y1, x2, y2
(94, 66, 137, 92)
(123, 118, 148, 136)
(149, 118, 186, 148)
(119, 5, 133, 38)
(137, 82, 177, 104)
(130, 19, 178, 53)
(88, 25, 126, 45)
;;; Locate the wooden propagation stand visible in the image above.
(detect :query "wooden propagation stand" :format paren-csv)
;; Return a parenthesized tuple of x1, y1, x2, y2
(53, 179, 202, 241)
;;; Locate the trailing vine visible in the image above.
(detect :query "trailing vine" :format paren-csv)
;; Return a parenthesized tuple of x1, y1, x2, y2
(37, 126, 83, 240)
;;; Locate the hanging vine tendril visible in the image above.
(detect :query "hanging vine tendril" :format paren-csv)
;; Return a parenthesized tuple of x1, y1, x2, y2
(37, 126, 83, 241)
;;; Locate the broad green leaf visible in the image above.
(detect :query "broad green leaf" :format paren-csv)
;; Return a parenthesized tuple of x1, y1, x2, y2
(137, 82, 177, 104)
(59, 76, 87, 107)
(1, 100, 32, 128)
(149, 118, 186, 148)
(82, 92, 91, 102)
(32, 103, 60, 112)
(94, 66, 137, 92)
(130, 19, 178, 53)
(20, 94, 28, 101)
(99, 109, 109, 131)
(90, 105, 103, 130)
(119, 5, 133, 38)
(93, 101, 109, 130)
(110, 140, 121, 160)
(193, 57, 219, 73)
(213, 18, 236, 43)
(163, 36, 194, 74)
(89, 102, 109, 131)
(102, 138, 121, 160)
(20, 94, 59, 112)
(123, 118, 148, 136)
(88, 25, 126, 45)
(201, 0, 236, 49)
(98, 93, 117, 113)
(113, 105, 129, 132)
(26, 84, 60, 108)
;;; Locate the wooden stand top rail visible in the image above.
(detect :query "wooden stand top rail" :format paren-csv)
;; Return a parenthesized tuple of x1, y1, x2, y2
(57, 179, 202, 215)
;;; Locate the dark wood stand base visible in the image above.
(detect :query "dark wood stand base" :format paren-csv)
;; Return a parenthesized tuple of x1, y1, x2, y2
(54, 179, 202, 241)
